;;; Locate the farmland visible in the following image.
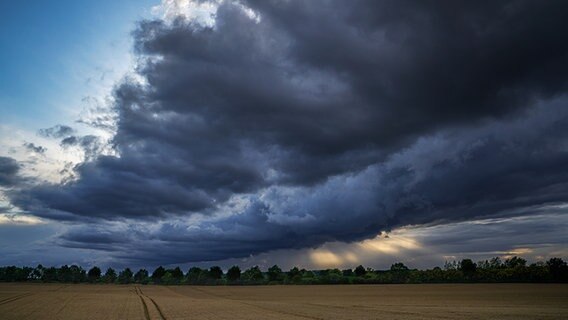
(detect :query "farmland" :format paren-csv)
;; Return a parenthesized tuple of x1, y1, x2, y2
(0, 284, 566, 319)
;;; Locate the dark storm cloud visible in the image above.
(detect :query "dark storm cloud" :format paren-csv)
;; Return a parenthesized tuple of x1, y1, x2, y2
(0, 156, 20, 187)
(37, 125, 75, 139)
(9, 1, 568, 263)
(56, 100, 568, 263)
(246, 0, 568, 121)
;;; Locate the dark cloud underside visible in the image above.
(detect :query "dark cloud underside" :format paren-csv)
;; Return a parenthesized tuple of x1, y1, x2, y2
(0, 156, 20, 187)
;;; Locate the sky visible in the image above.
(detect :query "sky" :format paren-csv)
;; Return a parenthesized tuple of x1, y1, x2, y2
(1, 0, 568, 271)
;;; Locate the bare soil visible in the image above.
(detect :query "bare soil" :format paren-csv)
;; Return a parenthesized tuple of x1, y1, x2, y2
(0, 283, 566, 319)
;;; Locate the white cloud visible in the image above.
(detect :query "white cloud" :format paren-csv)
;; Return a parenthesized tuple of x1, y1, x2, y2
(152, 0, 261, 26)
(152, 0, 220, 26)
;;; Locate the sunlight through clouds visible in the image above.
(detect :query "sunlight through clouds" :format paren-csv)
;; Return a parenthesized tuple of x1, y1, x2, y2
(152, 0, 260, 26)
(308, 231, 423, 269)
(310, 251, 343, 269)
(358, 232, 422, 254)
(152, 0, 220, 26)
(0, 214, 44, 225)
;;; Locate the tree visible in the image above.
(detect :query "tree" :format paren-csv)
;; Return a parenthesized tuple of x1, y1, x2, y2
(287, 267, 301, 284)
(267, 265, 283, 282)
(0, 266, 30, 282)
(87, 266, 101, 283)
(325, 269, 344, 284)
(227, 266, 241, 282)
(134, 269, 149, 283)
(171, 267, 184, 281)
(354, 265, 366, 277)
(342, 269, 354, 277)
(444, 260, 458, 270)
(288, 267, 301, 278)
(488, 257, 503, 269)
(459, 259, 477, 279)
(69, 265, 86, 283)
(505, 256, 527, 269)
(243, 266, 264, 282)
(42, 267, 57, 282)
(152, 266, 166, 283)
(209, 266, 223, 280)
(58, 265, 72, 282)
(31, 265, 44, 281)
(547, 258, 568, 282)
(186, 267, 202, 284)
(118, 268, 133, 284)
(161, 272, 177, 285)
(389, 263, 410, 283)
(103, 268, 117, 283)
(390, 263, 409, 272)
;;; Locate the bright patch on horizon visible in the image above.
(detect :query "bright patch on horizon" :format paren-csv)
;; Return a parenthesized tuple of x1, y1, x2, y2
(0, 214, 44, 225)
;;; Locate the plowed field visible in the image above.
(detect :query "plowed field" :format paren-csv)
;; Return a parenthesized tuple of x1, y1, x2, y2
(0, 283, 566, 319)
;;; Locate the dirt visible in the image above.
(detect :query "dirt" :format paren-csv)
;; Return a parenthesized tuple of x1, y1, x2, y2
(0, 283, 566, 319)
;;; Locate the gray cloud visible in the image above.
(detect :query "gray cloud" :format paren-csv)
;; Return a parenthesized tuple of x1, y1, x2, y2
(38, 125, 75, 139)
(23, 142, 46, 154)
(50, 99, 568, 264)
(7, 0, 568, 264)
(0, 156, 21, 187)
(59, 135, 104, 160)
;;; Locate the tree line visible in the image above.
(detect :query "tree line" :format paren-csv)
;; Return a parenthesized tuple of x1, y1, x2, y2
(1, 256, 566, 285)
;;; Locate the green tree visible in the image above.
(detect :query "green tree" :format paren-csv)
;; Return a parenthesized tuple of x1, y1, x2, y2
(354, 265, 366, 277)
(390, 262, 409, 272)
(342, 269, 354, 277)
(288, 267, 301, 278)
(287, 267, 302, 284)
(70, 265, 86, 283)
(390, 263, 410, 283)
(325, 269, 344, 284)
(31, 265, 44, 281)
(227, 266, 241, 282)
(488, 257, 503, 269)
(118, 268, 133, 284)
(87, 266, 101, 283)
(243, 266, 264, 282)
(1, 266, 30, 282)
(103, 267, 117, 283)
(58, 265, 72, 282)
(267, 265, 283, 282)
(134, 269, 149, 284)
(185, 267, 202, 284)
(209, 266, 223, 280)
(547, 257, 568, 282)
(171, 267, 184, 282)
(152, 266, 166, 283)
(162, 272, 179, 285)
(459, 259, 477, 280)
(42, 267, 57, 282)
(505, 256, 527, 269)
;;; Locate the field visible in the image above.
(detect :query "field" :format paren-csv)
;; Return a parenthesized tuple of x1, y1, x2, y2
(0, 284, 566, 319)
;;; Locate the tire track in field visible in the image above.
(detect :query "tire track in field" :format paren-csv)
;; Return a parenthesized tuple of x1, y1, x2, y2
(135, 287, 151, 320)
(0, 284, 67, 307)
(0, 292, 34, 306)
(176, 287, 324, 320)
(135, 286, 167, 320)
